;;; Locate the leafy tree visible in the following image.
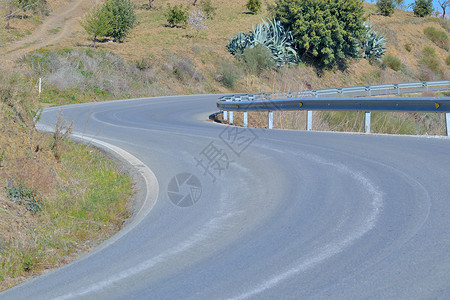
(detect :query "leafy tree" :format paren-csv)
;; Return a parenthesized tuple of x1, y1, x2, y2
(81, 6, 112, 47)
(246, 0, 262, 14)
(165, 4, 189, 28)
(274, 0, 365, 68)
(377, 0, 395, 16)
(200, 0, 216, 19)
(102, 0, 136, 42)
(413, 0, 433, 17)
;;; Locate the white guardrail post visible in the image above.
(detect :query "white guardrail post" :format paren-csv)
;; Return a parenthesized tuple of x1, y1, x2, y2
(268, 111, 273, 129)
(307, 93, 317, 131)
(446, 113, 450, 136)
(307, 111, 313, 131)
(223, 111, 228, 121)
(365, 112, 371, 134)
(229, 111, 234, 125)
(243, 112, 248, 128)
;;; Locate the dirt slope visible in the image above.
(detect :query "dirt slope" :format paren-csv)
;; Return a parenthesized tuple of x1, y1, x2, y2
(1, 0, 101, 67)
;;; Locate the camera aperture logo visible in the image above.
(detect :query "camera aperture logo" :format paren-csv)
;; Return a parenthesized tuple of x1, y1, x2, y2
(167, 173, 202, 207)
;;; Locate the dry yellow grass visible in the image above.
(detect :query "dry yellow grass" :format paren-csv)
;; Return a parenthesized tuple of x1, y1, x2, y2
(0, 65, 132, 291)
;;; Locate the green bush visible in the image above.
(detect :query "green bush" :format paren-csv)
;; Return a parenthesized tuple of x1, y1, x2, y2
(237, 44, 275, 74)
(165, 4, 189, 28)
(382, 54, 402, 71)
(81, 6, 112, 47)
(377, 0, 395, 16)
(446, 55, 450, 66)
(246, 0, 262, 14)
(423, 26, 449, 50)
(418, 46, 443, 80)
(102, 0, 137, 42)
(404, 43, 412, 52)
(413, 0, 433, 17)
(422, 45, 436, 56)
(274, 0, 365, 68)
(220, 63, 240, 88)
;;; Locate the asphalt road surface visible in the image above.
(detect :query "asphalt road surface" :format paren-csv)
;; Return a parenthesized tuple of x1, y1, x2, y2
(2, 95, 450, 299)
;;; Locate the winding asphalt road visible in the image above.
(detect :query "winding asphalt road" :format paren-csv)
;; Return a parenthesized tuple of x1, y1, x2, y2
(2, 95, 450, 299)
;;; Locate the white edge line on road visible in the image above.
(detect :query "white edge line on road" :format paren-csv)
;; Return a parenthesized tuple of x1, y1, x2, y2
(36, 124, 159, 260)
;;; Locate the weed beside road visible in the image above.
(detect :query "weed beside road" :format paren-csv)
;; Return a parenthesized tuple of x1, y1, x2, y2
(0, 70, 133, 291)
(0, 139, 132, 291)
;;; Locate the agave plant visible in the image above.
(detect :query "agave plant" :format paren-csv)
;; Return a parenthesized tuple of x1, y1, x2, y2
(362, 20, 387, 61)
(227, 18, 299, 67)
(227, 32, 251, 56)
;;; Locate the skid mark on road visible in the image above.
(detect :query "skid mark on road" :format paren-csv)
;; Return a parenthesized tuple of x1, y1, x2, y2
(55, 211, 240, 300)
(230, 153, 384, 300)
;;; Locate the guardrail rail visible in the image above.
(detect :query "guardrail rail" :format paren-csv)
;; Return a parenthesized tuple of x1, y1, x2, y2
(216, 80, 450, 136)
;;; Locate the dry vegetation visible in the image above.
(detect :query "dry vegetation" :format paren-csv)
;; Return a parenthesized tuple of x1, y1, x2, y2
(0, 59, 132, 290)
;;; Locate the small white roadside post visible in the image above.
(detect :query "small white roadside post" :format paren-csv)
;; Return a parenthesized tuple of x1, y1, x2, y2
(268, 111, 273, 129)
(446, 113, 450, 137)
(307, 111, 313, 131)
(365, 112, 371, 134)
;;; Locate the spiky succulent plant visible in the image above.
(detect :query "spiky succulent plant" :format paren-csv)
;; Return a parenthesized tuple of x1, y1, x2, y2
(362, 20, 387, 61)
(227, 18, 299, 67)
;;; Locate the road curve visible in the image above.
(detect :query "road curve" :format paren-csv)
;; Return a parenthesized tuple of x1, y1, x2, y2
(2, 95, 450, 299)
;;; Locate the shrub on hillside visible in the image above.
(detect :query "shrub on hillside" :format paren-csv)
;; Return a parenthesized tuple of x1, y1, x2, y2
(81, 6, 112, 47)
(165, 4, 189, 28)
(237, 44, 275, 74)
(382, 54, 402, 71)
(377, 0, 395, 16)
(423, 26, 449, 50)
(102, 0, 137, 42)
(413, 0, 433, 17)
(419, 46, 444, 80)
(446, 55, 450, 66)
(246, 0, 262, 14)
(219, 63, 240, 88)
(274, 0, 365, 68)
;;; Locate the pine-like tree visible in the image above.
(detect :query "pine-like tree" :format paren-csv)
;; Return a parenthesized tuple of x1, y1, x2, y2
(413, 0, 433, 17)
(275, 0, 365, 67)
(377, 0, 395, 16)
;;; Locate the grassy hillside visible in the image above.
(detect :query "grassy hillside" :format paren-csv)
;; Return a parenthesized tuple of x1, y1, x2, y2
(2, 1, 446, 100)
(0, 6, 134, 290)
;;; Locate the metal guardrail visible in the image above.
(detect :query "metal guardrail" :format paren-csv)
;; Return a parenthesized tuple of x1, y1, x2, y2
(216, 80, 450, 136)
(218, 80, 450, 101)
